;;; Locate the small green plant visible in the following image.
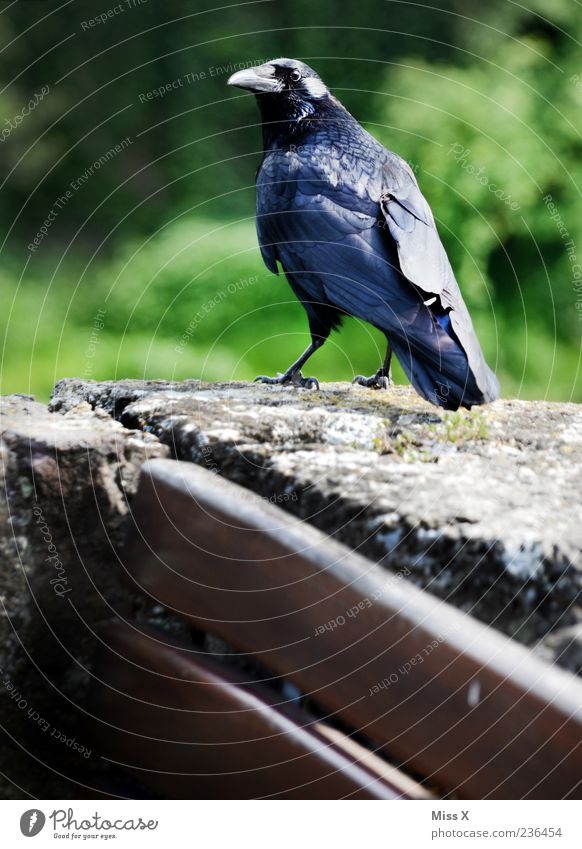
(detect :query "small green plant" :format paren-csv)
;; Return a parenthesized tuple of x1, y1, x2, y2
(373, 408, 489, 462)
(432, 411, 490, 444)
(374, 428, 432, 462)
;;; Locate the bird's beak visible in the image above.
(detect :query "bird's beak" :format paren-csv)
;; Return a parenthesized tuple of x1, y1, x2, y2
(227, 65, 280, 93)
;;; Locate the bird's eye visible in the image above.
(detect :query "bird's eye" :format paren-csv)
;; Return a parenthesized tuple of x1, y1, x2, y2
(290, 69, 302, 82)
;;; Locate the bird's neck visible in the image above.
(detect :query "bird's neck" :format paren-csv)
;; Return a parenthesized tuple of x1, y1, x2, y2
(257, 94, 348, 150)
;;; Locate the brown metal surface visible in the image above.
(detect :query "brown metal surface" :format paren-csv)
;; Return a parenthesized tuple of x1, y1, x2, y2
(91, 621, 410, 799)
(121, 459, 582, 799)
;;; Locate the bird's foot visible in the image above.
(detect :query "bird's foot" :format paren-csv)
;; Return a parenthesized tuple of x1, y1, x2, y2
(352, 371, 392, 391)
(254, 370, 320, 390)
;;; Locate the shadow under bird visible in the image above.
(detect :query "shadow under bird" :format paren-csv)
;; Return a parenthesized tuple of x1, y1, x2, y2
(228, 58, 499, 410)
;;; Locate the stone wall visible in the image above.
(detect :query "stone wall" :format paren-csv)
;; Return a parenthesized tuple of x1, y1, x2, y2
(0, 393, 168, 797)
(1, 379, 581, 796)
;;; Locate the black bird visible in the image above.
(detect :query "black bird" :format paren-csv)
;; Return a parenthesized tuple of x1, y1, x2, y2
(227, 59, 499, 409)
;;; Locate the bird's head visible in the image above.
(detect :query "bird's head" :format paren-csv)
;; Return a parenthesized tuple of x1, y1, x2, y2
(227, 59, 331, 127)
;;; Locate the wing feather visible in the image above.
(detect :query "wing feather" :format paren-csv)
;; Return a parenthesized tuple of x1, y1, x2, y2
(380, 172, 498, 399)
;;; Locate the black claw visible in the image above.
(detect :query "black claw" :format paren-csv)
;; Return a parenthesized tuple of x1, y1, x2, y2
(290, 370, 320, 389)
(301, 376, 320, 390)
(352, 373, 391, 390)
(254, 371, 320, 390)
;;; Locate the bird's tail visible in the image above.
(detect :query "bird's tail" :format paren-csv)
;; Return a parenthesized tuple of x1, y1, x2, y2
(389, 312, 499, 410)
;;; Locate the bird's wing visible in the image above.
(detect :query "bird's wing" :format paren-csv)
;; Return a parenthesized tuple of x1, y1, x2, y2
(262, 195, 489, 409)
(380, 163, 456, 303)
(258, 179, 432, 340)
(255, 155, 281, 275)
(379, 164, 496, 397)
(256, 208, 280, 274)
(255, 145, 378, 278)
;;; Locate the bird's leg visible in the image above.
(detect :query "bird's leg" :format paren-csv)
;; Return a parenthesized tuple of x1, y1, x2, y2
(254, 340, 322, 390)
(352, 342, 393, 390)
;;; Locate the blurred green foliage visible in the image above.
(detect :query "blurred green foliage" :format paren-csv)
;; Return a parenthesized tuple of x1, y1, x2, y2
(0, 0, 580, 401)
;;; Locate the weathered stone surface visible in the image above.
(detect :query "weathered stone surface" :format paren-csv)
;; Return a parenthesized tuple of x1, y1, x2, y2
(50, 379, 582, 646)
(0, 394, 168, 798)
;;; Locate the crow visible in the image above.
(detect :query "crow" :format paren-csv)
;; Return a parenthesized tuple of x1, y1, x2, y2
(227, 58, 499, 410)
